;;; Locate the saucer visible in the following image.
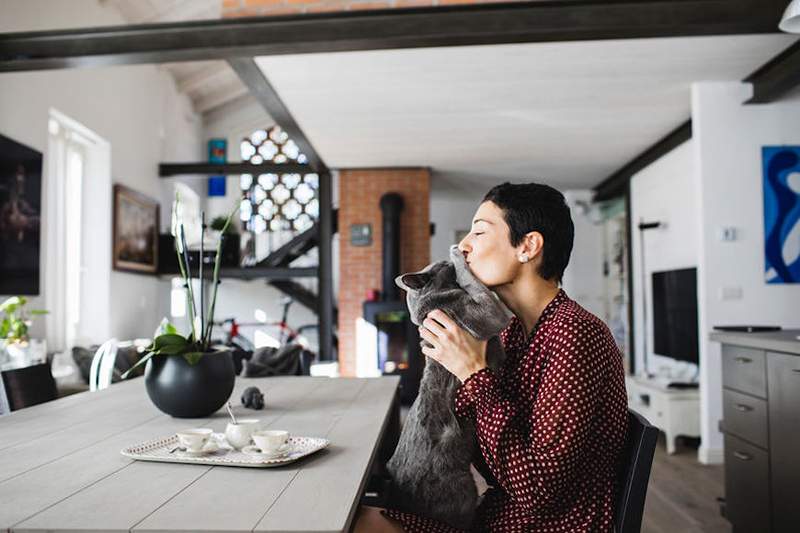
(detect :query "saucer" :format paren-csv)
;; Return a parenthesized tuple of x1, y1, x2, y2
(242, 443, 290, 459)
(175, 441, 220, 457)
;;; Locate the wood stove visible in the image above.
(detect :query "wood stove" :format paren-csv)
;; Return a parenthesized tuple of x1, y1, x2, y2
(362, 193, 423, 405)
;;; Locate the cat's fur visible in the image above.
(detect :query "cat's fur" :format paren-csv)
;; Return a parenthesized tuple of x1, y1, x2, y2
(386, 245, 513, 531)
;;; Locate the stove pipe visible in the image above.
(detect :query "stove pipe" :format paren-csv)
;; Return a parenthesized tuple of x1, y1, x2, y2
(379, 192, 404, 301)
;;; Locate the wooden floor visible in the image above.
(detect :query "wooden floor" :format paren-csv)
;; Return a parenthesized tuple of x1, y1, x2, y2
(642, 436, 730, 533)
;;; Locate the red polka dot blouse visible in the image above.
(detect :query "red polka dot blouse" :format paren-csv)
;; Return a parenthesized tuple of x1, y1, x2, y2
(383, 289, 629, 532)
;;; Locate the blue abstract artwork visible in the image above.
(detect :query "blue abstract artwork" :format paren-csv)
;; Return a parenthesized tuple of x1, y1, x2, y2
(763, 146, 800, 284)
(207, 138, 227, 197)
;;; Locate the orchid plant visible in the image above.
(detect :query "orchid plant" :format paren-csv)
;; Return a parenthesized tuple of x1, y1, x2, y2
(121, 195, 237, 379)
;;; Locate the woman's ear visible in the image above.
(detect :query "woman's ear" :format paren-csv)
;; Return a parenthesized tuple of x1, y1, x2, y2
(520, 231, 544, 261)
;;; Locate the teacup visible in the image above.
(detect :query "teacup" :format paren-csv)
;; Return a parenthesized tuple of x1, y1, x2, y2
(225, 419, 261, 450)
(176, 428, 213, 452)
(252, 429, 289, 454)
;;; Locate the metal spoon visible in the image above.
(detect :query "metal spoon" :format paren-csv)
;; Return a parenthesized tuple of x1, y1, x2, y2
(226, 401, 238, 425)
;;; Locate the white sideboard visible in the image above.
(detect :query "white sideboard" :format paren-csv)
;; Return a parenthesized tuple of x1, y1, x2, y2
(625, 375, 700, 454)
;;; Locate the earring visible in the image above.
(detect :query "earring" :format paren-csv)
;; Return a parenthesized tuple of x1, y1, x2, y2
(519, 254, 529, 263)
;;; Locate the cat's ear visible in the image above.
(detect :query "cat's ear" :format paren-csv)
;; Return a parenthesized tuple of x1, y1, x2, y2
(396, 271, 430, 291)
(395, 261, 438, 291)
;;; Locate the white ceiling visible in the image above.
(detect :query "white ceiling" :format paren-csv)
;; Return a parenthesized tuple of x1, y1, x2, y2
(110, 0, 247, 115)
(254, 34, 797, 193)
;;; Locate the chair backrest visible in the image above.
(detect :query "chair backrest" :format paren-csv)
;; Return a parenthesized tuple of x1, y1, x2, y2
(89, 339, 118, 391)
(614, 409, 659, 533)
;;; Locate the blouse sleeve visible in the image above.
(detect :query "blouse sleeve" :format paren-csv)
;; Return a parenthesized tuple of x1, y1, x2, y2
(453, 322, 608, 514)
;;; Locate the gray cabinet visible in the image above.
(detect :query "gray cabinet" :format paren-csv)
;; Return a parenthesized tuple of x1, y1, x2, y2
(724, 434, 771, 533)
(767, 351, 800, 533)
(715, 336, 800, 533)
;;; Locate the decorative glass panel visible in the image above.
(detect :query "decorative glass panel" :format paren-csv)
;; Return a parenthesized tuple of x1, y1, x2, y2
(295, 213, 313, 232)
(283, 199, 302, 220)
(306, 198, 319, 218)
(283, 173, 301, 190)
(295, 182, 314, 204)
(258, 173, 278, 190)
(240, 125, 319, 232)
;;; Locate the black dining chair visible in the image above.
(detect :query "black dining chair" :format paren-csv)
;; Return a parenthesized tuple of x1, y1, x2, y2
(614, 409, 659, 533)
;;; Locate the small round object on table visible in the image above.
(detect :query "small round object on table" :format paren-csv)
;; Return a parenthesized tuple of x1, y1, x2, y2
(241, 386, 264, 410)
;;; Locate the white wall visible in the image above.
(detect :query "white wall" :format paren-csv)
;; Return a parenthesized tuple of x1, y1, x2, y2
(0, 0, 204, 344)
(692, 81, 800, 464)
(629, 141, 699, 380)
(430, 190, 480, 262)
(562, 190, 605, 318)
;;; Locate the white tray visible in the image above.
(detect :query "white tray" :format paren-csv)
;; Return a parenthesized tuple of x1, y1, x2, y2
(121, 433, 329, 468)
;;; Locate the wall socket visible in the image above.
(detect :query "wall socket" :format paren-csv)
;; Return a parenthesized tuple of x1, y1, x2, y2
(718, 226, 738, 242)
(719, 286, 743, 300)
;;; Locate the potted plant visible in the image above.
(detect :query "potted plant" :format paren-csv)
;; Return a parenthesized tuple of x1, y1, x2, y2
(0, 296, 48, 365)
(122, 199, 237, 418)
(210, 214, 240, 267)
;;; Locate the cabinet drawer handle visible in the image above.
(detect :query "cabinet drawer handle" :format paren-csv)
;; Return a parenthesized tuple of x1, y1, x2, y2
(734, 403, 753, 412)
(733, 451, 752, 461)
(734, 357, 752, 364)
(793, 369, 800, 374)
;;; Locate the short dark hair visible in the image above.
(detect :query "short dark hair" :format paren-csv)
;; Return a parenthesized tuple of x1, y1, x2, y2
(482, 182, 574, 283)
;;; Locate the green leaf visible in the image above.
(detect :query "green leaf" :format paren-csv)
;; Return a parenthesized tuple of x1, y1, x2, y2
(153, 333, 189, 350)
(0, 296, 22, 314)
(182, 351, 205, 365)
(29, 310, 49, 316)
(11, 321, 25, 339)
(120, 351, 155, 380)
(153, 343, 189, 355)
(162, 322, 178, 335)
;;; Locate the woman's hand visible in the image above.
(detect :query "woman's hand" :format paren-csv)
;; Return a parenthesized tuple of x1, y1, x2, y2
(419, 309, 487, 383)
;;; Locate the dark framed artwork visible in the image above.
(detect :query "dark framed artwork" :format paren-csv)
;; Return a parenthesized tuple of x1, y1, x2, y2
(0, 133, 42, 295)
(113, 184, 159, 274)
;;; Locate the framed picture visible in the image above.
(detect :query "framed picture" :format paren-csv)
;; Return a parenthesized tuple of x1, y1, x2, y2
(0, 133, 42, 295)
(113, 184, 159, 274)
(762, 146, 800, 284)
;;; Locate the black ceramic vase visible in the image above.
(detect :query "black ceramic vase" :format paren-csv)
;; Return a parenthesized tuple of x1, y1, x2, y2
(144, 349, 236, 418)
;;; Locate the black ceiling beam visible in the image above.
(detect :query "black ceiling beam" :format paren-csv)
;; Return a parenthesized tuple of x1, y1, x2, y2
(593, 120, 692, 202)
(225, 60, 334, 361)
(227, 58, 328, 173)
(744, 39, 800, 104)
(159, 162, 312, 176)
(0, 0, 787, 73)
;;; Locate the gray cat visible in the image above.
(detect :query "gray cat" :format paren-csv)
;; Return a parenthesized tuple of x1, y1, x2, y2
(386, 244, 513, 531)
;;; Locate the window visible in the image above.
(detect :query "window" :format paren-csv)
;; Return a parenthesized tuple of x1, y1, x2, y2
(239, 126, 318, 234)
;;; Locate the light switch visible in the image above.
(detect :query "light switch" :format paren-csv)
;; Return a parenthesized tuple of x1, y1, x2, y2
(719, 286, 743, 300)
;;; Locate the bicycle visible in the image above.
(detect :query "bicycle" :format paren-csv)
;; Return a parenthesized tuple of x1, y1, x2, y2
(213, 297, 321, 357)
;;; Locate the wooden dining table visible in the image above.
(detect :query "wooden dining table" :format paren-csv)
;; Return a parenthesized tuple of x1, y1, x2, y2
(0, 375, 400, 533)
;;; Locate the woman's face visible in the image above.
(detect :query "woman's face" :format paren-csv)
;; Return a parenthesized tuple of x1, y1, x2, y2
(457, 201, 521, 288)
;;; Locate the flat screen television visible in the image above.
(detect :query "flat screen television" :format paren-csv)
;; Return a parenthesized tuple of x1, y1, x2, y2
(652, 267, 699, 365)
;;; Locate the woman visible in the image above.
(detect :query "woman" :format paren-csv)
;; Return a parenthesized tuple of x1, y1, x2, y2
(354, 182, 628, 532)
